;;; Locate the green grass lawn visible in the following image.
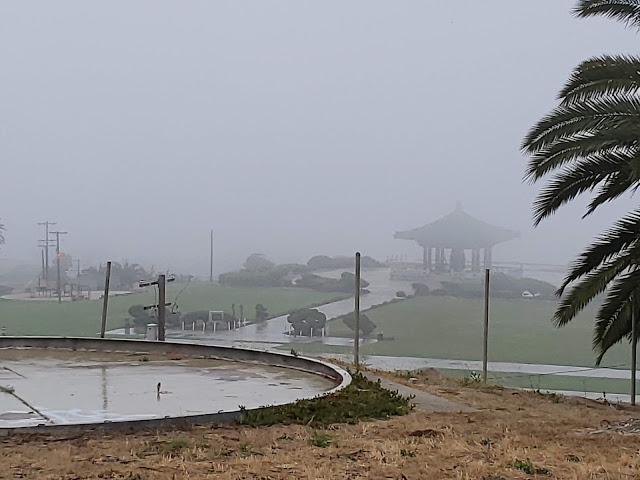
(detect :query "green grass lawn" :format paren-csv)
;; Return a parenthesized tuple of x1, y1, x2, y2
(317, 296, 630, 368)
(0, 283, 346, 337)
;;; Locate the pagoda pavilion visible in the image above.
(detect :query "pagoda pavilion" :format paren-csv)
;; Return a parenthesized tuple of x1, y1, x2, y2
(394, 205, 518, 273)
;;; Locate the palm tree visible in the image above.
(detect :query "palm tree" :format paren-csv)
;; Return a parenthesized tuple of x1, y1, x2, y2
(0, 220, 4, 247)
(522, 0, 640, 364)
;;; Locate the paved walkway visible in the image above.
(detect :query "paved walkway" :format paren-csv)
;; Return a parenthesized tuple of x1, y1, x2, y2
(362, 372, 476, 413)
(165, 268, 413, 345)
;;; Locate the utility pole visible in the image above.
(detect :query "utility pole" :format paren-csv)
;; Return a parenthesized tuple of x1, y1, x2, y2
(354, 252, 361, 368)
(209, 229, 214, 282)
(140, 274, 175, 341)
(51, 230, 68, 303)
(37, 221, 56, 280)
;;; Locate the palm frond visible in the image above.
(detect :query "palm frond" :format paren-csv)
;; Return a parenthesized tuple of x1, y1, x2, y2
(559, 209, 640, 292)
(594, 293, 632, 364)
(522, 95, 640, 156)
(531, 151, 635, 225)
(575, 0, 640, 28)
(584, 169, 637, 216)
(524, 127, 639, 182)
(0, 221, 4, 246)
(593, 272, 640, 363)
(560, 55, 640, 105)
(554, 257, 632, 326)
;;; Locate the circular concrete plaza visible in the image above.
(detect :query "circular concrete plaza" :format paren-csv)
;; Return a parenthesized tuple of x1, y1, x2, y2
(0, 338, 347, 430)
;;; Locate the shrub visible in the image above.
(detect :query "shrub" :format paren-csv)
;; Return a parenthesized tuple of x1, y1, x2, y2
(342, 312, 377, 336)
(238, 371, 412, 427)
(218, 269, 289, 287)
(339, 271, 370, 290)
(128, 304, 150, 327)
(244, 253, 275, 271)
(411, 283, 430, 296)
(255, 303, 269, 322)
(295, 272, 369, 294)
(287, 308, 327, 336)
(433, 273, 557, 300)
(271, 263, 309, 276)
(306, 255, 334, 270)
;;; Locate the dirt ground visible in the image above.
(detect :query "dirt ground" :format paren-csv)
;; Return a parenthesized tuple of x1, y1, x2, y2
(1, 369, 639, 480)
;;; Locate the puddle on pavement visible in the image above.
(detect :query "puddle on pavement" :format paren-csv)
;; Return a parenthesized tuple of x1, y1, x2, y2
(0, 349, 337, 428)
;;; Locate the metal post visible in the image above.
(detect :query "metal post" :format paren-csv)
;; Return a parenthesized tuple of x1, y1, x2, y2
(158, 274, 166, 341)
(354, 252, 361, 368)
(209, 229, 214, 282)
(482, 268, 490, 383)
(41, 249, 45, 280)
(100, 261, 111, 338)
(45, 222, 50, 280)
(632, 295, 637, 406)
(76, 259, 80, 296)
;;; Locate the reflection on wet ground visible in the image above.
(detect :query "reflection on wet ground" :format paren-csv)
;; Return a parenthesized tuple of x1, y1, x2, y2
(0, 349, 336, 428)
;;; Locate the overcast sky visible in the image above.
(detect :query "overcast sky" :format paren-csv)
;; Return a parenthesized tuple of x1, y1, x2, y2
(1, 1, 638, 275)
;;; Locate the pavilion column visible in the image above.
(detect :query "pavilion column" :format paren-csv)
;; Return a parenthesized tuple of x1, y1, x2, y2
(483, 247, 493, 270)
(472, 249, 480, 272)
(439, 248, 445, 269)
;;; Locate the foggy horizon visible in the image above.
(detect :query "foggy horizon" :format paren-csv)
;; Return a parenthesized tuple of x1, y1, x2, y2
(2, 0, 638, 276)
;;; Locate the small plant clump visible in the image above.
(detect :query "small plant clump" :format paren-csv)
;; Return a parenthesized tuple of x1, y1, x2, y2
(511, 458, 550, 476)
(512, 458, 535, 474)
(461, 371, 482, 386)
(238, 371, 413, 427)
(400, 448, 416, 457)
(308, 430, 332, 448)
(157, 438, 192, 454)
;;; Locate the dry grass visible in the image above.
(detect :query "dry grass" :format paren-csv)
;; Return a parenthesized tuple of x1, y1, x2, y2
(2, 370, 640, 479)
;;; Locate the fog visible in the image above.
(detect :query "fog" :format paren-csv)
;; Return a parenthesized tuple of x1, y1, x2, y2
(1, 1, 637, 276)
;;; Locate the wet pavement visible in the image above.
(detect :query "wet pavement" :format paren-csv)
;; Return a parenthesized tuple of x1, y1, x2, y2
(0, 350, 336, 428)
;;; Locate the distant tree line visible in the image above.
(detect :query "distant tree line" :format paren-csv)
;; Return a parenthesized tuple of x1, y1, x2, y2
(218, 254, 380, 293)
(410, 273, 556, 300)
